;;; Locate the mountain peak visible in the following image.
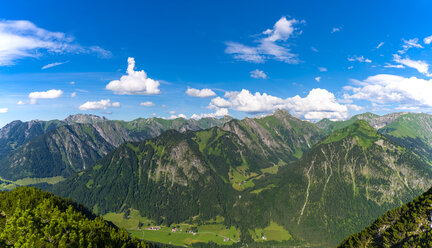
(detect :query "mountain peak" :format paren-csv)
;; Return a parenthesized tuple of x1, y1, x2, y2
(64, 114, 107, 124)
(322, 120, 379, 147)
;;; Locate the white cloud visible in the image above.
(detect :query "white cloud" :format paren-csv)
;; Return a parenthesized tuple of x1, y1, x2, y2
(225, 17, 302, 64)
(0, 20, 110, 66)
(28, 89, 63, 104)
(140, 101, 155, 107)
(315, 77, 321, 82)
(348, 55, 372, 63)
(191, 108, 229, 119)
(209, 97, 232, 109)
(169, 110, 176, 114)
(347, 66, 354, 70)
(424, 35, 432, 45)
(41, 61, 67, 70)
(78, 99, 120, 110)
(399, 38, 423, 54)
(185, 88, 216, 98)
(393, 54, 431, 76)
(210, 89, 348, 120)
(376, 42, 384, 49)
(0, 108, 7, 113)
(105, 57, 161, 95)
(331, 27, 341, 33)
(69, 81, 75, 85)
(311, 46, 319, 52)
(318, 67, 327, 72)
(167, 113, 187, 119)
(250, 69, 267, 79)
(88, 46, 112, 58)
(344, 74, 432, 107)
(17, 100, 25, 105)
(71, 92, 76, 97)
(384, 63, 405, 69)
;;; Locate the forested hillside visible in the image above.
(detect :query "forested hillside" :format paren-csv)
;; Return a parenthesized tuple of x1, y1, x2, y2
(339, 186, 432, 247)
(0, 187, 150, 247)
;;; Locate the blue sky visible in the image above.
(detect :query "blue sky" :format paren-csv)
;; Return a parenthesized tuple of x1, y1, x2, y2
(1, 0, 432, 127)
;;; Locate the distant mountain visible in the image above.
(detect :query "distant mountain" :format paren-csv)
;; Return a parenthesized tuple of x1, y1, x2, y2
(316, 112, 406, 134)
(0, 119, 64, 159)
(318, 112, 432, 164)
(0, 187, 149, 247)
(231, 120, 432, 246)
(0, 123, 115, 180)
(0, 115, 230, 180)
(339, 186, 432, 247)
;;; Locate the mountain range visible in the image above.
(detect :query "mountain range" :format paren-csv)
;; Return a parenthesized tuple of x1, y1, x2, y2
(0, 114, 230, 180)
(2, 111, 432, 247)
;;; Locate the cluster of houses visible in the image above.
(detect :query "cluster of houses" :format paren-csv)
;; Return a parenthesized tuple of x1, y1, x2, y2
(145, 226, 161, 230)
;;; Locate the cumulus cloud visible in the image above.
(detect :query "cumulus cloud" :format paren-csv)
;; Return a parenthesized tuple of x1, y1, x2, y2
(0, 108, 7, 113)
(348, 55, 372, 63)
(140, 101, 155, 107)
(41, 61, 67, 70)
(424, 35, 432, 45)
(315, 77, 321, 82)
(0, 20, 110, 66)
(167, 113, 187, 119)
(399, 38, 423, 54)
(344, 74, 432, 108)
(185, 88, 216, 98)
(71, 92, 76, 97)
(191, 108, 229, 119)
(105, 57, 161, 95)
(225, 17, 303, 63)
(376, 42, 384, 49)
(209, 89, 348, 120)
(28, 89, 63, 104)
(78, 99, 120, 110)
(393, 54, 431, 76)
(250, 69, 267, 79)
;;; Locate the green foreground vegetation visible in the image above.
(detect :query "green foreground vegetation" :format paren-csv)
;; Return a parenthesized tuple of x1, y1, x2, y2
(0, 187, 148, 247)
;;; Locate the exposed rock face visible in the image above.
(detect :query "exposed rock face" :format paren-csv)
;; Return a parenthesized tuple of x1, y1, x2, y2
(64, 114, 108, 124)
(357, 112, 407, 129)
(222, 109, 324, 163)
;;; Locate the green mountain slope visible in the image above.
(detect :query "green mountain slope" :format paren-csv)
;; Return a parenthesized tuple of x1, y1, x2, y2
(231, 120, 432, 246)
(379, 113, 432, 164)
(339, 186, 432, 247)
(316, 112, 405, 134)
(0, 187, 149, 247)
(51, 128, 242, 225)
